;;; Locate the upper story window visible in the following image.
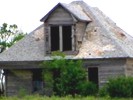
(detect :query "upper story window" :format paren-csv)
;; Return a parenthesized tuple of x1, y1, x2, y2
(50, 25, 72, 52)
(40, 4, 90, 54)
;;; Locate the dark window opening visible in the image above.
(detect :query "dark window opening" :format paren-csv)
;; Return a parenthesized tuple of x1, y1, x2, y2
(51, 26, 59, 51)
(62, 26, 72, 51)
(32, 69, 43, 92)
(88, 67, 98, 86)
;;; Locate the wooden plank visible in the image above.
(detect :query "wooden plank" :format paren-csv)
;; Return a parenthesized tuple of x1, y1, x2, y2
(47, 7, 74, 25)
(59, 26, 63, 51)
(6, 69, 32, 96)
(72, 25, 75, 51)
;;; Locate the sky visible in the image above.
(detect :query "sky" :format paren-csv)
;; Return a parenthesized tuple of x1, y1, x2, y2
(0, 0, 133, 36)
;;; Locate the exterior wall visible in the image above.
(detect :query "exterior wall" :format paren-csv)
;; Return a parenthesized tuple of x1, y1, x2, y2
(125, 58, 133, 76)
(4, 58, 127, 96)
(84, 58, 126, 88)
(5, 69, 32, 96)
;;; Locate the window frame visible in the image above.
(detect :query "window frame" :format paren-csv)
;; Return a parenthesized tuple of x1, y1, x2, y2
(49, 25, 75, 52)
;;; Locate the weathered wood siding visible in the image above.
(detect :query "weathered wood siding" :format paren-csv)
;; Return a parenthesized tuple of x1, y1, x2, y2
(6, 69, 32, 96)
(46, 6, 74, 25)
(126, 58, 133, 76)
(84, 58, 126, 87)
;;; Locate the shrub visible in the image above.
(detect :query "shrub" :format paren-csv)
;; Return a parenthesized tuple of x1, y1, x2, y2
(78, 81, 98, 96)
(106, 76, 133, 97)
(41, 51, 98, 96)
(98, 85, 108, 97)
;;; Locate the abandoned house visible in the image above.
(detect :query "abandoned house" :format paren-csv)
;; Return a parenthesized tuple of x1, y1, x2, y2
(0, 0, 133, 96)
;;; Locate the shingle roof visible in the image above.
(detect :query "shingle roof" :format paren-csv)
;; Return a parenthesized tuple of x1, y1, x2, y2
(0, 24, 46, 61)
(0, 1, 133, 61)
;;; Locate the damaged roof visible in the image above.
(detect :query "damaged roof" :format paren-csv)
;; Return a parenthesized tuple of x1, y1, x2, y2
(0, 1, 133, 61)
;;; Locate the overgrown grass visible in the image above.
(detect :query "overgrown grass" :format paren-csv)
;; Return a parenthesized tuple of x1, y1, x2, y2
(0, 95, 133, 100)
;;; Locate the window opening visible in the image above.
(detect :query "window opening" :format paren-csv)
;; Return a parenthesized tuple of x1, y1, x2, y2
(50, 25, 72, 52)
(51, 26, 59, 51)
(62, 26, 72, 51)
(32, 69, 43, 92)
(88, 67, 98, 86)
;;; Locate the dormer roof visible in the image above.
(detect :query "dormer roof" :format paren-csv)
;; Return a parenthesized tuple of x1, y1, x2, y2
(40, 2, 91, 22)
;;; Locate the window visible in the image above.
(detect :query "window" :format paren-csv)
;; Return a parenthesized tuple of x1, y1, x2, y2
(51, 26, 59, 51)
(32, 69, 44, 93)
(88, 67, 98, 86)
(50, 25, 72, 52)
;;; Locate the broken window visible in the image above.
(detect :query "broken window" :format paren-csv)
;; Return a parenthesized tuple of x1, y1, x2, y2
(88, 67, 98, 86)
(50, 25, 72, 52)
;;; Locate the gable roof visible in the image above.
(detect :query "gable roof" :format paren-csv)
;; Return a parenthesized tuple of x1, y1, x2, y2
(40, 2, 91, 22)
(0, 1, 133, 62)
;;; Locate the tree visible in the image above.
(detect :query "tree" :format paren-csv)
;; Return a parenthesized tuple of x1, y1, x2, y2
(0, 23, 26, 52)
(0, 23, 26, 95)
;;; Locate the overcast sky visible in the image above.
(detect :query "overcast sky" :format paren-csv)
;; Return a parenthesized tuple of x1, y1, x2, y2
(0, 0, 133, 36)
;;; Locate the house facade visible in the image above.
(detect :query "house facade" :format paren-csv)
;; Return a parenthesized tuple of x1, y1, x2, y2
(0, 1, 133, 96)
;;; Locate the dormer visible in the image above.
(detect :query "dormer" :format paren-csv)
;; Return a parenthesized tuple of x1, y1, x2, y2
(40, 2, 91, 54)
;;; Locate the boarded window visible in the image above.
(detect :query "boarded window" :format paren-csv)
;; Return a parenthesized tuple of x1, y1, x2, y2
(88, 67, 98, 86)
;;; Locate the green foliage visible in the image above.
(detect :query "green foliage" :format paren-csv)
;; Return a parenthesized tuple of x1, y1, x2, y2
(1, 95, 133, 100)
(78, 81, 98, 96)
(0, 23, 26, 52)
(102, 76, 133, 98)
(41, 52, 98, 96)
(18, 88, 28, 98)
(98, 85, 108, 97)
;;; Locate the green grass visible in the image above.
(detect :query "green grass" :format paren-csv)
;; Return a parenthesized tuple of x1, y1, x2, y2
(0, 95, 133, 100)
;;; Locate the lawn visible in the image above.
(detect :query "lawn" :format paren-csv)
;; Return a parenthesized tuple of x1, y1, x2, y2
(1, 95, 133, 100)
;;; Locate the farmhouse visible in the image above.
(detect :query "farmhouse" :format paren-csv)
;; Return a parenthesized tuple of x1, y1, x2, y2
(0, 1, 133, 96)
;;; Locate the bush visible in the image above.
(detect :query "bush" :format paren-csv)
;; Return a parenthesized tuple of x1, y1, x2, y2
(98, 85, 108, 97)
(78, 81, 98, 96)
(106, 76, 133, 97)
(41, 51, 98, 96)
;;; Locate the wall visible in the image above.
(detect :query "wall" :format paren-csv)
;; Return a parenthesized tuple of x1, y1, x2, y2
(84, 58, 126, 87)
(126, 58, 133, 76)
(5, 69, 32, 96)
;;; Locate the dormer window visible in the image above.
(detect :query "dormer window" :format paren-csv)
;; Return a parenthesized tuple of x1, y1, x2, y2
(50, 25, 72, 52)
(40, 3, 91, 54)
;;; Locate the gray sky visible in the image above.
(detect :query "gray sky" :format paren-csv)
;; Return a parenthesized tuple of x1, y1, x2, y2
(0, 0, 133, 36)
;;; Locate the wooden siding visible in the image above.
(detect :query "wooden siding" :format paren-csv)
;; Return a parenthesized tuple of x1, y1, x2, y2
(84, 58, 126, 88)
(6, 69, 32, 96)
(126, 58, 133, 76)
(46, 6, 74, 25)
